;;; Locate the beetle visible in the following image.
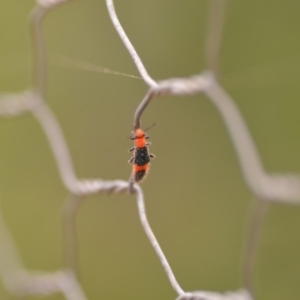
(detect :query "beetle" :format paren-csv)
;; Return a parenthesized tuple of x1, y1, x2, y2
(128, 128, 155, 182)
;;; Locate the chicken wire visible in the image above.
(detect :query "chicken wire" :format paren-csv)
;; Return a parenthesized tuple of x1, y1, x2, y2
(0, 0, 299, 299)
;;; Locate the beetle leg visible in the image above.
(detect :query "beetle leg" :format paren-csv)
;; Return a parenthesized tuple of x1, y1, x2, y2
(128, 157, 135, 164)
(128, 147, 136, 152)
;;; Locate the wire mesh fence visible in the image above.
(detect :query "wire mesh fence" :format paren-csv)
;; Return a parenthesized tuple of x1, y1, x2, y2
(1, 0, 300, 299)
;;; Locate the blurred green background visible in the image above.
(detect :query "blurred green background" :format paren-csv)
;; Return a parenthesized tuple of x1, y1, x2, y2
(1, 0, 300, 299)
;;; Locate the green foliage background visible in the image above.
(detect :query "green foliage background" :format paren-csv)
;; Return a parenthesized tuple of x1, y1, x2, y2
(0, 0, 300, 299)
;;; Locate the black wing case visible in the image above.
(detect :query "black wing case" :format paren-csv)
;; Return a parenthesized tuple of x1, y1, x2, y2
(134, 147, 150, 166)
